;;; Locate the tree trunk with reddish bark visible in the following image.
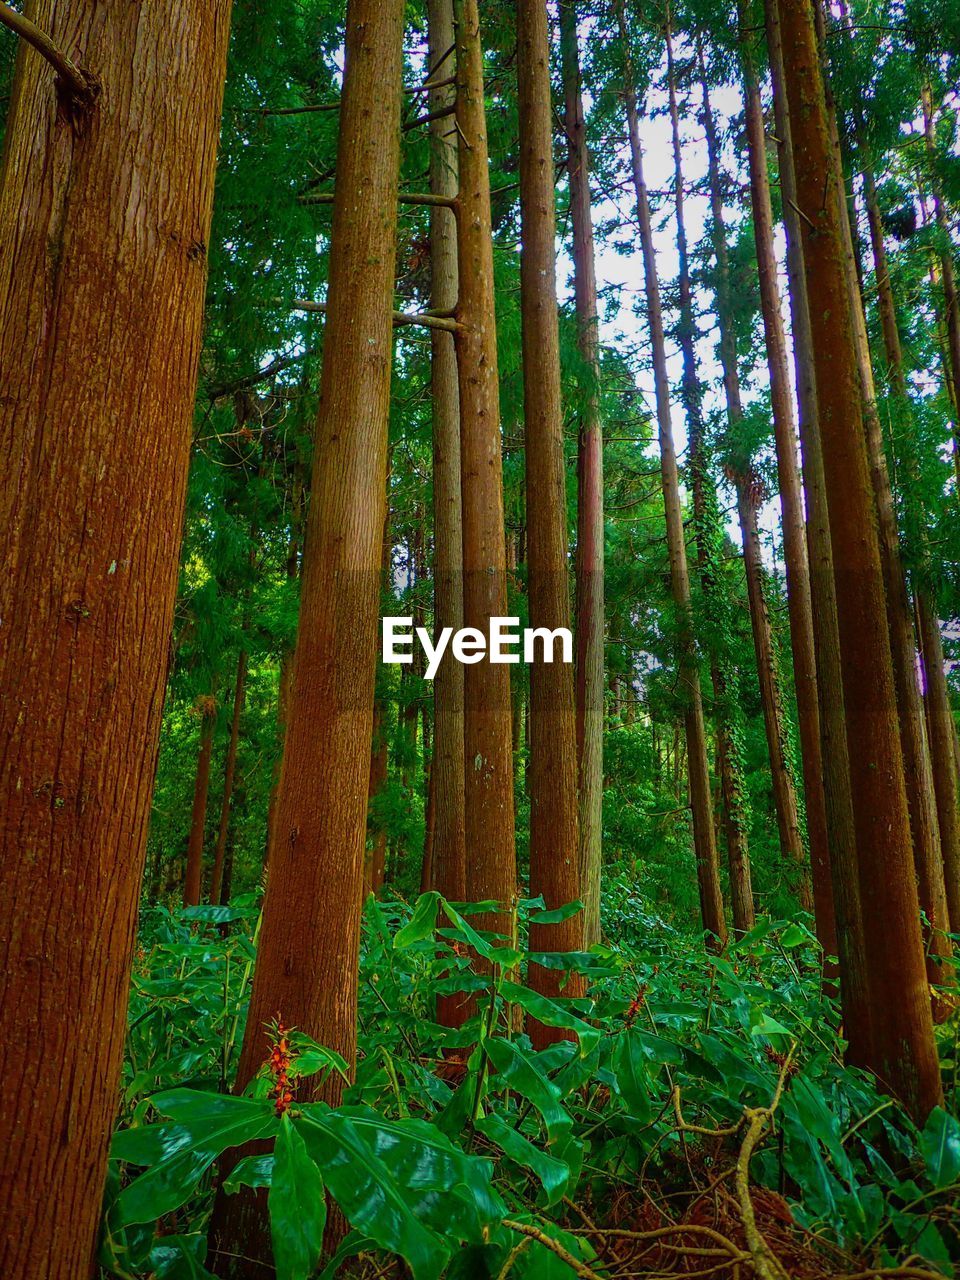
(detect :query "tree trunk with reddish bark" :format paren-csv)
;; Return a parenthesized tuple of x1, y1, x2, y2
(559, 0, 604, 947)
(0, 0, 231, 1272)
(454, 0, 517, 939)
(776, 0, 941, 1121)
(209, 0, 404, 1269)
(517, 0, 584, 1045)
(739, 8, 835, 950)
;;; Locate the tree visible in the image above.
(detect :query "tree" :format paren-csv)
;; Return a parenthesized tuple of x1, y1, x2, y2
(453, 0, 517, 939)
(184, 693, 217, 907)
(209, 0, 405, 1266)
(517, 0, 584, 1038)
(0, 0, 232, 1272)
(774, 0, 941, 1120)
(559, 0, 605, 947)
(619, 7, 726, 945)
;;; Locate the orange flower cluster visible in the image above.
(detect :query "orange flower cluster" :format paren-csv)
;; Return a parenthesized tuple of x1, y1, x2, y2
(267, 1019, 295, 1116)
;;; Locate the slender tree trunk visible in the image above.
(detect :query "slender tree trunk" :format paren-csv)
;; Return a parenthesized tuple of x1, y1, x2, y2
(922, 84, 960, 430)
(775, 0, 941, 1120)
(428, 0, 467, 918)
(559, 0, 604, 947)
(183, 696, 216, 907)
(700, 58, 810, 906)
(210, 1, 404, 1268)
(917, 601, 960, 934)
(517, 0, 584, 1045)
(0, 1, 231, 1272)
(765, 0, 870, 1048)
(663, 24, 752, 936)
(620, 8, 726, 944)
(454, 0, 517, 938)
(210, 652, 247, 905)
(739, 11, 835, 947)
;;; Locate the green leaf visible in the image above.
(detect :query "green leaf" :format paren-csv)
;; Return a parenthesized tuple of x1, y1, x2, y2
(613, 1028, 652, 1124)
(476, 1112, 571, 1206)
(920, 1107, 960, 1189)
(527, 900, 584, 925)
(440, 900, 495, 961)
(147, 1235, 215, 1279)
(395, 892, 440, 949)
(113, 1092, 278, 1226)
(483, 1038, 572, 1139)
(269, 1113, 326, 1280)
(500, 980, 599, 1053)
(222, 1154, 274, 1194)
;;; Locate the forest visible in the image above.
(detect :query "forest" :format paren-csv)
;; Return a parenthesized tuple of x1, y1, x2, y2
(1, 0, 959, 1275)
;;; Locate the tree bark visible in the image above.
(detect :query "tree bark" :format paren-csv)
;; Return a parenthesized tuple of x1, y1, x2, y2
(620, 9, 726, 945)
(517, 0, 584, 1045)
(775, 0, 941, 1121)
(428, 0, 467, 914)
(739, 11, 835, 949)
(454, 0, 517, 939)
(210, 1, 404, 1268)
(183, 696, 216, 907)
(765, 0, 871, 1054)
(210, 653, 247, 905)
(559, 0, 604, 948)
(0, 0, 231, 1272)
(699, 55, 810, 906)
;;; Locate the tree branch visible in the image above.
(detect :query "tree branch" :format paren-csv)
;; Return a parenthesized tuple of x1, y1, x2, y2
(0, 1, 98, 119)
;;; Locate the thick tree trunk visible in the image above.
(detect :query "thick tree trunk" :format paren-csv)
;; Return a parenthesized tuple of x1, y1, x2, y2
(860, 164, 956, 963)
(183, 697, 216, 907)
(0, 0, 231, 1272)
(663, 23, 751, 936)
(823, 57, 950, 1008)
(775, 0, 941, 1121)
(739, 16, 835, 948)
(210, 653, 247, 906)
(621, 10, 726, 945)
(517, 0, 584, 1045)
(454, 0, 517, 938)
(428, 0, 467, 914)
(765, 0, 870, 1052)
(700, 58, 810, 906)
(559, 0, 604, 947)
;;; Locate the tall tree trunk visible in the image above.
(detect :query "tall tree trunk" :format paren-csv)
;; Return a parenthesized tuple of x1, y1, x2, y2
(699, 56, 810, 906)
(454, 0, 517, 938)
(739, 9, 835, 949)
(210, 652, 247, 906)
(210, 1, 404, 1269)
(765, 0, 870, 1052)
(821, 32, 950, 1007)
(663, 23, 752, 936)
(922, 83, 960, 432)
(620, 8, 726, 945)
(183, 695, 216, 907)
(775, 0, 941, 1120)
(517, 0, 584, 1045)
(428, 0, 467, 916)
(860, 163, 956, 958)
(559, 0, 604, 947)
(0, 1, 231, 1272)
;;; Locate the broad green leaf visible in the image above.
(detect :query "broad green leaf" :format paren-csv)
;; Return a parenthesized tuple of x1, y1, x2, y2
(483, 1038, 572, 1139)
(476, 1112, 572, 1205)
(613, 1029, 652, 1124)
(269, 1113, 326, 1280)
(147, 1235, 214, 1279)
(222, 1154, 273, 1194)
(527, 900, 584, 926)
(500, 980, 599, 1053)
(920, 1107, 960, 1189)
(114, 1092, 278, 1226)
(395, 892, 441, 949)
